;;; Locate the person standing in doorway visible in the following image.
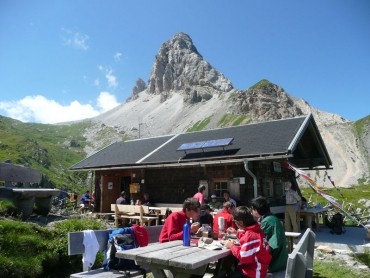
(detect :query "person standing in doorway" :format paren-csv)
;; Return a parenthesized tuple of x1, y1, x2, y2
(193, 185, 206, 204)
(284, 181, 301, 233)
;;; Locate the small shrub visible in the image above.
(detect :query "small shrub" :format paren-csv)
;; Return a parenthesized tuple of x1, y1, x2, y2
(0, 200, 21, 217)
(0, 217, 106, 277)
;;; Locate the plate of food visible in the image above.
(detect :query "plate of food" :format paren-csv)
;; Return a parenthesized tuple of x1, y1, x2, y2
(225, 234, 237, 239)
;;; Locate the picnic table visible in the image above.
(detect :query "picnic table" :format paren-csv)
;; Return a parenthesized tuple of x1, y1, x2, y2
(300, 207, 329, 230)
(116, 240, 231, 278)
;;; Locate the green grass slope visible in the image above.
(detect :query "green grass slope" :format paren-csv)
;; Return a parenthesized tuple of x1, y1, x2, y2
(0, 116, 93, 191)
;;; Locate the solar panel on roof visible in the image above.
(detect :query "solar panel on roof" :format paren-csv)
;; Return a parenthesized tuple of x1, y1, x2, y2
(177, 138, 233, 152)
(177, 141, 207, 151)
(202, 138, 233, 148)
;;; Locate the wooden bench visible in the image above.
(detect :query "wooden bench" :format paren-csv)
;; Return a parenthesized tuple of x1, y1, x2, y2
(268, 228, 316, 278)
(154, 203, 183, 208)
(68, 225, 163, 278)
(111, 204, 159, 227)
(285, 231, 301, 253)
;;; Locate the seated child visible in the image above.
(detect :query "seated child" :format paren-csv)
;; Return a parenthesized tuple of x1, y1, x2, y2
(223, 206, 272, 278)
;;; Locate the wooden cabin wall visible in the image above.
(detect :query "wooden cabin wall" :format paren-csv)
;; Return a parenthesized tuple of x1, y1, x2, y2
(95, 160, 297, 211)
(145, 167, 206, 204)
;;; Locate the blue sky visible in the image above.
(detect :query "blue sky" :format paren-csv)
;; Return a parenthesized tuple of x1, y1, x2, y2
(0, 0, 369, 123)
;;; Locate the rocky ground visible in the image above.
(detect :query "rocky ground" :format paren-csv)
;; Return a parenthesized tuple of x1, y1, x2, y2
(315, 244, 370, 274)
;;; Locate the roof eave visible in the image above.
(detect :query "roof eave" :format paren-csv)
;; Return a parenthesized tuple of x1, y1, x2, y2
(70, 153, 293, 172)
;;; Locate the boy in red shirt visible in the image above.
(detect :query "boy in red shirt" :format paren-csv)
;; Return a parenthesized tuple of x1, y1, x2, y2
(159, 197, 201, 242)
(213, 201, 236, 238)
(224, 206, 272, 278)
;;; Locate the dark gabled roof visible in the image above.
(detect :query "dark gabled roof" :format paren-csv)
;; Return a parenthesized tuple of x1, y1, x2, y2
(70, 114, 332, 171)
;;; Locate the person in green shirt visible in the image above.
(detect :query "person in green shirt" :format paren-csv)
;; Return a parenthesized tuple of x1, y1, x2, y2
(251, 196, 288, 273)
(208, 194, 222, 211)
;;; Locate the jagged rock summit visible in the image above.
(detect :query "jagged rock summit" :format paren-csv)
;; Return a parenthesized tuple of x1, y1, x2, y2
(147, 32, 233, 102)
(232, 80, 305, 121)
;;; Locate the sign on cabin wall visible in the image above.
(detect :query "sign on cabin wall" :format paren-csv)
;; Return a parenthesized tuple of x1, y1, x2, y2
(234, 177, 245, 184)
(129, 183, 140, 193)
(273, 161, 282, 172)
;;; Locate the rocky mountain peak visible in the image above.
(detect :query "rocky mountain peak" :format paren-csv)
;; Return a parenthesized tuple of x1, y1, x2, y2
(147, 32, 233, 100)
(127, 78, 147, 102)
(232, 79, 304, 121)
(166, 32, 200, 54)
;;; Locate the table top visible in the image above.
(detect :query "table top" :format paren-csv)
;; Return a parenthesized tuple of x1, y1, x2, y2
(116, 240, 231, 270)
(300, 207, 329, 214)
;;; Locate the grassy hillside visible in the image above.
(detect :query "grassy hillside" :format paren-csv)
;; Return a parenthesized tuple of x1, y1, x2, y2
(0, 116, 93, 191)
(1, 109, 369, 193)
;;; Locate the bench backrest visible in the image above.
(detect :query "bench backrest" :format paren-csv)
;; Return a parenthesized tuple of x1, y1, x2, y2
(155, 203, 183, 208)
(285, 228, 315, 278)
(111, 204, 141, 214)
(160, 207, 183, 215)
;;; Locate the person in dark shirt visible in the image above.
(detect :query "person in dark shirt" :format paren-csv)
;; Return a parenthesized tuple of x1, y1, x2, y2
(141, 192, 152, 206)
(116, 191, 127, 204)
(199, 204, 213, 226)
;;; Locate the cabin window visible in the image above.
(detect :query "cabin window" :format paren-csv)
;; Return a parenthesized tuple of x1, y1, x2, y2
(214, 180, 228, 197)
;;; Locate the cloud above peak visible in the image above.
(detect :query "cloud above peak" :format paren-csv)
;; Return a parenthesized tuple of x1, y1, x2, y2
(61, 28, 89, 50)
(0, 92, 120, 124)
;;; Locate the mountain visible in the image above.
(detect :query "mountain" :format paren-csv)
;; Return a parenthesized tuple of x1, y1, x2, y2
(0, 33, 369, 190)
(90, 33, 369, 187)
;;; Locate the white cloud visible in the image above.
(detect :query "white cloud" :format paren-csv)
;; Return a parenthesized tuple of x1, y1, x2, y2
(97, 92, 120, 112)
(61, 28, 89, 50)
(114, 52, 122, 62)
(98, 65, 118, 88)
(0, 92, 120, 124)
(105, 70, 118, 88)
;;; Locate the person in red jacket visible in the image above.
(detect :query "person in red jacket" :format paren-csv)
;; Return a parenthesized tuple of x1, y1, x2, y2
(213, 201, 236, 239)
(159, 197, 201, 242)
(224, 206, 272, 278)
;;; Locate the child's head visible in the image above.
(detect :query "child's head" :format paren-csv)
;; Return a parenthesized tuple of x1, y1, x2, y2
(232, 206, 256, 228)
(183, 197, 201, 219)
(251, 196, 270, 217)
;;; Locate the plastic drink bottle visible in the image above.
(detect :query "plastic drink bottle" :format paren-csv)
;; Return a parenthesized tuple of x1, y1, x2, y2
(183, 219, 191, 246)
(218, 216, 225, 240)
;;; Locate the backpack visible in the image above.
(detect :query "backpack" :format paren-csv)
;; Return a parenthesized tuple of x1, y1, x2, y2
(330, 213, 345, 235)
(103, 227, 146, 277)
(132, 224, 149, 247)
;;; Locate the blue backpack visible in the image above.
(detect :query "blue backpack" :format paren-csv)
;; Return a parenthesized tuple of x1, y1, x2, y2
(103, 227, 146, 276)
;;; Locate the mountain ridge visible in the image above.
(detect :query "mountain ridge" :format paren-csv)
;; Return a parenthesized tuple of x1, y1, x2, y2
(89, 33, 368, 187)
(0, 32, 368, 191)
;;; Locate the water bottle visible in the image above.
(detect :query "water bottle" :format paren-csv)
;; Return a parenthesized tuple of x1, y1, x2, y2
(183, 219, 190, 246)
(218, 216, 225, 240)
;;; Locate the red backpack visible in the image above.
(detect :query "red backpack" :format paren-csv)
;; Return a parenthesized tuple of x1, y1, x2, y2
(132, 225, 149, 247)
